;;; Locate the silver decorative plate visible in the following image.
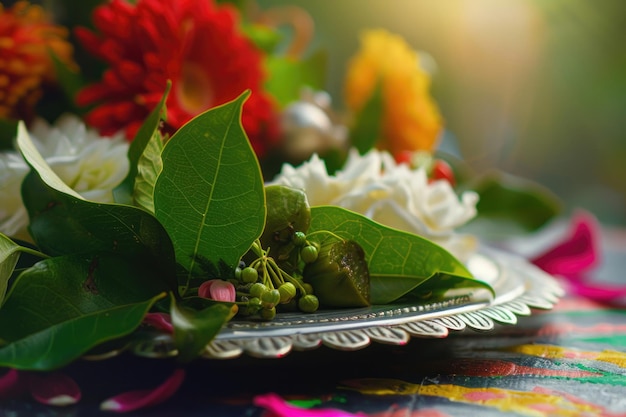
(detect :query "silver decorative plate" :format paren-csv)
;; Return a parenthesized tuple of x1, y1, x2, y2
(129, 247, 564, 360)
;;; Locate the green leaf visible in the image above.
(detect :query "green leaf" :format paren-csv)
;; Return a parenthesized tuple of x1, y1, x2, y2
(134, 129, 164, 213)
(0, 233, 45, 306)
(16, 122, 81, 199)
(349, 80, 384, 154)
(264, 50, 327, 108)
(0, 234, 23, 305)
(154, 91, 266, 284)
(242, 23, 283, 54)
(0, 118, 17, 150)
(50, 50, 86, 114)
(308, 206, 494, 304)
(17, 123, 178, 290)
(21, 170, 177, 289)
(0, 254, 166, 370)
(170, 296, 234, 363)
(464, 171, 563, 238)
(114, 82, 170, 205)
(0, 299, 157, 370)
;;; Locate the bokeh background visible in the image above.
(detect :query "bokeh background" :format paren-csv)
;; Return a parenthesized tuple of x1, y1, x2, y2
(258, 0, 626, 227)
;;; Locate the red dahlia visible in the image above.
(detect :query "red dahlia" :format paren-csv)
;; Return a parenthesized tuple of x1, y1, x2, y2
(75, 0, 279, 156)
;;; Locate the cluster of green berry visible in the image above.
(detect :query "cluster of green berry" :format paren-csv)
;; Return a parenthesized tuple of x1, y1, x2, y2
(233, 232, 321, 320)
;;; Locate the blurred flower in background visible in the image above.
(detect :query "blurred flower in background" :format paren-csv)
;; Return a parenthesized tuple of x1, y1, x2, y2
(344, 29, 443, 157)
(0, 0, 567, 244)
(0, 1, 76, 123)
(74, 0, 280, 155)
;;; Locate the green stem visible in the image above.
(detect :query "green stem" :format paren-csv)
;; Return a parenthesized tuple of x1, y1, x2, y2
(18, 246, 50, 259)
(266, 259, 284, 287)
(278, 268, 307, 295)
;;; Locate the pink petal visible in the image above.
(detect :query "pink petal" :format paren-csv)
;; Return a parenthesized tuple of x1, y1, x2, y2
(565, 279, 626, 303)
(28, 372, 81, 406)
(532, 210, 600, 277)
(254, 392, 366, 417)
(0, 369, 27, 399)
(142, 312, 174, 333)
(100, 368, 185, 413)
(198, 279, 236, 302)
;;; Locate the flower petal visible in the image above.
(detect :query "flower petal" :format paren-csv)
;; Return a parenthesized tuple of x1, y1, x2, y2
(198, 279, 236, 302)
(565, 279, 626, 303)
(0, 369, 27, 399)
(253, 392, 365, 417)
(28, 372, 81, 406)
(142, 312, 174, 333)
(99, 368, 185, 413)
(532, 211, 599, 277)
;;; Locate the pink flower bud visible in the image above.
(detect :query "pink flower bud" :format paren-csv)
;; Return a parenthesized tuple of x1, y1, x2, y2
(198, 279, 236, 302)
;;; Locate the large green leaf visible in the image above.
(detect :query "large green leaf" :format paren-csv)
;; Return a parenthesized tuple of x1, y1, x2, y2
(170, 296, 235, 363)
(0, 254, 170, 342)
(17, 124, 178, 290)
(309, 206, 494, 304)
(0, 257, 164, 370)
(154, 92, 266, 283)
(114, 82, 170, 205)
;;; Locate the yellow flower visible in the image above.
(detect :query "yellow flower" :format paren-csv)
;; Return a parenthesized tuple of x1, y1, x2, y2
(344, 29, 443, 156)
(0, 1, 76, 121)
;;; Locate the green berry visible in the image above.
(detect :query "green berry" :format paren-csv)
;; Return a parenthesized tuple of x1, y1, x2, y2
(261, 288, 281, 308)
(298, 294, 319, 313)
(278, 282, 297, 303)
(260, 306, 276, 321)
(246, 297, 262, 315)
(301, 283, 314, 295)
(292, 231, 307, 247)
(300, 245, 318, 264)
(250, 282, 267, 298)
(241, 266, 259, 283)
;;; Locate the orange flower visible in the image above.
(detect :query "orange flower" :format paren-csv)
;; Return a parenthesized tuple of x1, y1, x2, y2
(344, 29, 443, 156)
(75, 0, 280, 156)
(0, 1, 75, 121)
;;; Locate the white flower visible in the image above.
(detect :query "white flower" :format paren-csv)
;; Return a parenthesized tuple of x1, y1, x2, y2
(0, 114, 129, 241)
(270, 148, 480, 260)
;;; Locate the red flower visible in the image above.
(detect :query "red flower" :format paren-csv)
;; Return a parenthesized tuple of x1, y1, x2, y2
(75, 0, 279, 156)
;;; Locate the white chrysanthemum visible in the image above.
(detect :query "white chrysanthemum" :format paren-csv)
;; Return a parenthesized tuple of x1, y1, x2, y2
(270, 148, 480, 260)
(0, 114, 129, 241)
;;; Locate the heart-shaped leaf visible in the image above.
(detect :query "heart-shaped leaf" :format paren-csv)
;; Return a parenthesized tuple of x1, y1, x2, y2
(309, 206, 494, 304)
(154, 91, 266, 285)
